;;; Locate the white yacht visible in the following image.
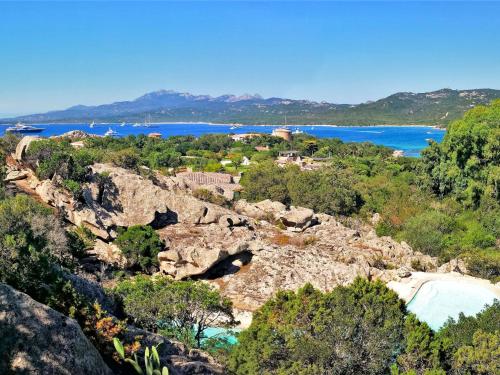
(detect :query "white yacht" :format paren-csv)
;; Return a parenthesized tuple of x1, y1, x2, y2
(6, 122, 44, 133)
(120, 122, 126, 127)
(104, 127, 118, 137)
(293, 128, 304, 134)
(89, 121, 95, 128)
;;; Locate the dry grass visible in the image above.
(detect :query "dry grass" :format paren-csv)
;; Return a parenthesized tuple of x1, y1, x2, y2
(268, 232, 319, 248)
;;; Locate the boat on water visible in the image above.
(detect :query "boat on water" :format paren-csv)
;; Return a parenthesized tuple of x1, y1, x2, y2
(89, 121, 95, 128)
(120, 122, 126, 127)
(133, 115, 154, 128)
(293, 128, 304, 134)
(6, 122, 44, 133)
(229, 123, 243, 130)
(104, 127, 119, 137)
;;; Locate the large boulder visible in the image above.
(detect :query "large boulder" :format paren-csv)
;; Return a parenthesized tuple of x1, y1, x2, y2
(13, 136, 39, 161)
(158, 224, 256, 279)
(89, 239, 128, 268)
(0, 283, 112, 375)
(85, 164, 243, 233)
(26, 163, 246, 239)
(234, 199, 314, 231)
(278, 206, 315, 231)
(234, 199, 285, 219)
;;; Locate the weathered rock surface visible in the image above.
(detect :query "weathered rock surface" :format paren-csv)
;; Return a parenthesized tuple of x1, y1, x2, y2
(0, 282, 113, 375)
(89, 239, 128, 268)
(279, 206, 315, 231)
(13, 135, 39, 161)
(207, 218, 439, 313)
(234, 199, 315, 231)
(16, 162, 246, 240)
(3, 168, 29, 182)
(158, 223, 256, 279)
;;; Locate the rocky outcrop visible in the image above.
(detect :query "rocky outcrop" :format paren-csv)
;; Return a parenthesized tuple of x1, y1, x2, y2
(279, 206, 315, 231)
(234, 199, 315, 231)
(89, 239, 128, 268)
(3, 167, 29, 182)
(0, 283, 112, 375)
(16, 162, 247, 240)
(158, 223, 256, 279)
(207, 217, 439, 313)
(13, 135, 39, 161)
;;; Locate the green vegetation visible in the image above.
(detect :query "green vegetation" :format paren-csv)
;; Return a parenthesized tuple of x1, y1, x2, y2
(229, 279, 499, 375)
(229, 278, 407, 375)
(114, 275, 234, 348)
(115, 225, 165, 273)
(241, 162, 363, 215)
(0, 194, 83, 313)
(113, 338, 169, 375)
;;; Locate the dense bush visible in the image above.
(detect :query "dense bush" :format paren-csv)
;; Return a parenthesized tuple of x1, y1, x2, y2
(115, 225, 164, 272)
(400, 211, 454, 257)
(422, 99, 500, 207)
(114, 275, 234, 348)
(241, 162, 363, 215)
(229, 278, 408, 375)
(193, 188, 228, 206)
(230, 279, 499, 375)
(0, 195, 85, 315)
(240, 161, 290, 204)
(287, 166, 362, 215)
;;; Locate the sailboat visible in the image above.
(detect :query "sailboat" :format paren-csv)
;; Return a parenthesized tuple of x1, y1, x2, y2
(120, 122, 126, 127)
(89, 121, 95, 129)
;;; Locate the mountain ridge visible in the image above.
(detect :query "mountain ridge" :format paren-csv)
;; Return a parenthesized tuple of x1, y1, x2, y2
(3, 88, 500, 126)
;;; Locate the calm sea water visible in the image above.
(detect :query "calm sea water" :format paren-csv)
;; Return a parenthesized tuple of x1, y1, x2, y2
(0, 123, 445, 157)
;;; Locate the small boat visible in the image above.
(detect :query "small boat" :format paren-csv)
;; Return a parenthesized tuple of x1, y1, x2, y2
(120, 122, 126, 127)
(6, 122, 44, 133)
(133, 122, 141, 127)
(89, 121, 95, 128)
(293, 128, 304, 134)
(310, 126, 315, 130)
(104, 127, 118, 137)
(229, 123, 243, 130)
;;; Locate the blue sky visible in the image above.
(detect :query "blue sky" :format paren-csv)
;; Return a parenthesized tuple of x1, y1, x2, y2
(1, 1, 499, 116)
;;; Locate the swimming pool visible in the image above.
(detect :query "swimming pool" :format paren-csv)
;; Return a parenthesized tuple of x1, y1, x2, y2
(407, 279, 498, 331)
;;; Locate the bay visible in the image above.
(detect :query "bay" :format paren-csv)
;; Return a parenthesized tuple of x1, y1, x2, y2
(0, 123, 445, 157)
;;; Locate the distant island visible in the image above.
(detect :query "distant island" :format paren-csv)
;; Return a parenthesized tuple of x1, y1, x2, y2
(3, 88, 500, 126)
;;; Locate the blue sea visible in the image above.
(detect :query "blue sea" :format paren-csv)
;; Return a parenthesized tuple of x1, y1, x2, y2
(0, 123, 445, 157)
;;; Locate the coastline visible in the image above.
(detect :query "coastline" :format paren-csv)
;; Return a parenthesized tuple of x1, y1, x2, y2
(1, 121, 446, 130)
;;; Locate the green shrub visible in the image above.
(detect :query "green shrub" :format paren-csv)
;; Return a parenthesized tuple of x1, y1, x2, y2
(108, 148, 141, 170)
(114, 275, 234, 348)
(228, 278, 408, 375)
(193, 188, 228, 206)
(400, 211, 454, 257)
(0, 195, 85, 316)
(115, 225, 164, 272)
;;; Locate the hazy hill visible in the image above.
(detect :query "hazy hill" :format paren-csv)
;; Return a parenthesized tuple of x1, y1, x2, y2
(4, 88, 500, 126)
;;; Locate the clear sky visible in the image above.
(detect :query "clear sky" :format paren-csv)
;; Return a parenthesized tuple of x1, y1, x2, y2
(1, 1, 499, 116)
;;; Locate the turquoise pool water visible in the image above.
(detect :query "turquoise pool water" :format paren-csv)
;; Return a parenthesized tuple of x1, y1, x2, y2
(407, 280, 498, 331)
(203, 327, 240, 345)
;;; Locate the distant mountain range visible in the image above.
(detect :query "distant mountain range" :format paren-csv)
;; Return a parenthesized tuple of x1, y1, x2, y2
(4, 88, 500, 126)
